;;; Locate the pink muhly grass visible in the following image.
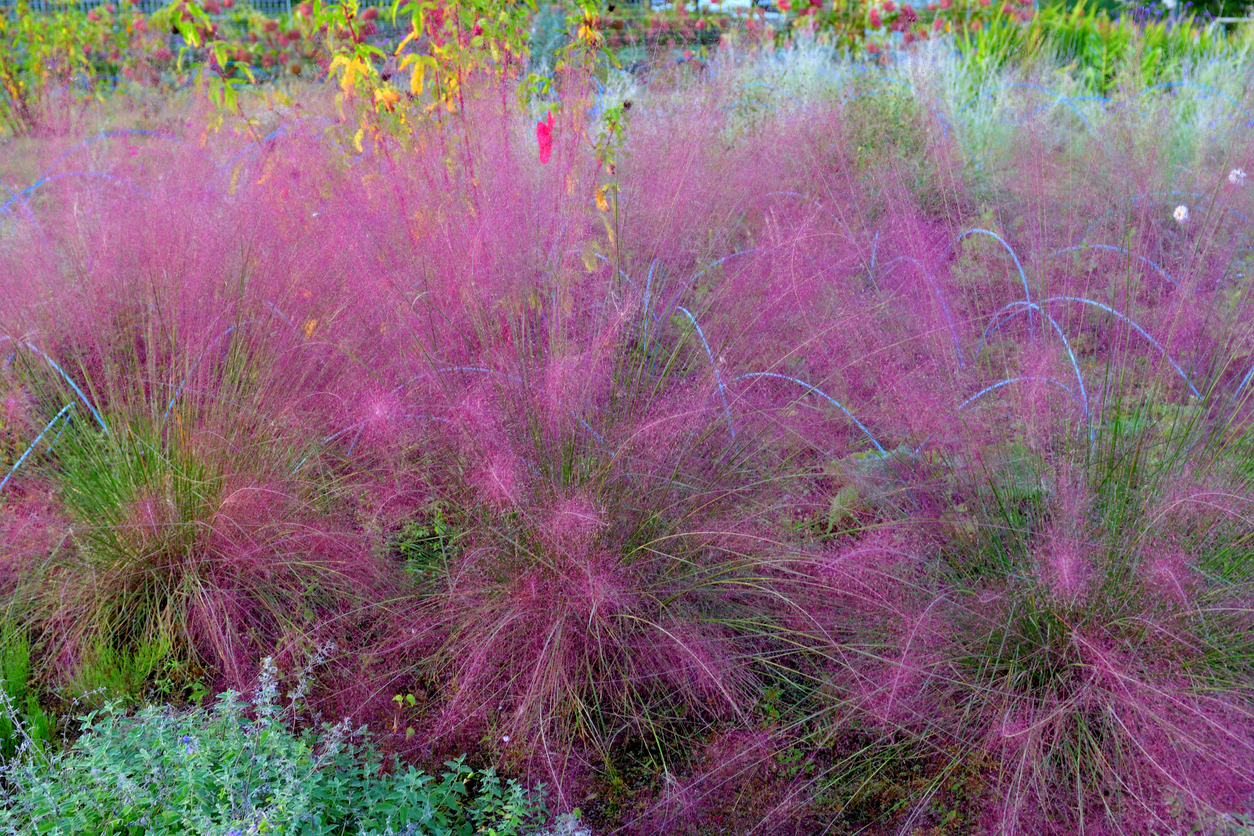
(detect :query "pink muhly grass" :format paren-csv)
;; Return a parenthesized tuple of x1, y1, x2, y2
(627, 728, 812, 836)
(406, 383, 804, 797)
(3, 52, 1254, 833)
(896, 445, 1254, 833)
(0, 135, 399, 698)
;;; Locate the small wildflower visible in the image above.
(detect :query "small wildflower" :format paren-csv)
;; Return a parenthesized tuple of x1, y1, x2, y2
(256, 656, 280, 711)
(536, 111, 554, 165)
(502, 734, 510, 743)
(181, 734, 197, 755)
(1173, 204, 1189, 224)
(1230, 168, 1247, 186)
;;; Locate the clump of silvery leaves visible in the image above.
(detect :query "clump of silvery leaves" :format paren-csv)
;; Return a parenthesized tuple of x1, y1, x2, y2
(0, 655, 548, 836)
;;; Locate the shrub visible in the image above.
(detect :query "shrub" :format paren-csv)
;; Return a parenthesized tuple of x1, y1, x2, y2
(0, 657, 548, 836)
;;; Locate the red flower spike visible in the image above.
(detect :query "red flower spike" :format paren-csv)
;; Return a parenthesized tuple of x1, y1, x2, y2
(536, 111, 554, 165)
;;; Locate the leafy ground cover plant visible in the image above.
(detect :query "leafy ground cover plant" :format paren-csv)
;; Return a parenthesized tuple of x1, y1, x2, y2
(0, 656, 548, 835)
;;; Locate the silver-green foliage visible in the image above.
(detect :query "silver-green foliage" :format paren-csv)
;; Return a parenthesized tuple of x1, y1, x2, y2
(0, 669, 548, 836)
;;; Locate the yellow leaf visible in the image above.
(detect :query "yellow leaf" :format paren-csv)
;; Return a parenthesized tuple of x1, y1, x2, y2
(353, 127, 365, 153)
(256, 158, 276, 185)
(595, 184, 609, 212)
(333, 55, 368, 95)
(303, 318, 318, 339)
(329, 55, 353, 94)
(374, 87, 400, 109)
(409, 60, 425, 97)
(394, 27, 418, 56)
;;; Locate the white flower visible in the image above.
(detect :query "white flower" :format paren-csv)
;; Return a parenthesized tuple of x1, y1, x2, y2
(1230, 168, 1247, 186)
(1163, 0, 1177, 9)
(1173, 204, 1189, 224)
(502, 735, 510, 743)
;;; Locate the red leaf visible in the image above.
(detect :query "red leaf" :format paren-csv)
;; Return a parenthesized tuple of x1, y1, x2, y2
(536, 111, 553, 165)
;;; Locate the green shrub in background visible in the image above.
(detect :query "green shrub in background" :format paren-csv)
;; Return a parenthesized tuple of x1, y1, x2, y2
(0, 658, 548, 836)
(957, 0, 1244, 97)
